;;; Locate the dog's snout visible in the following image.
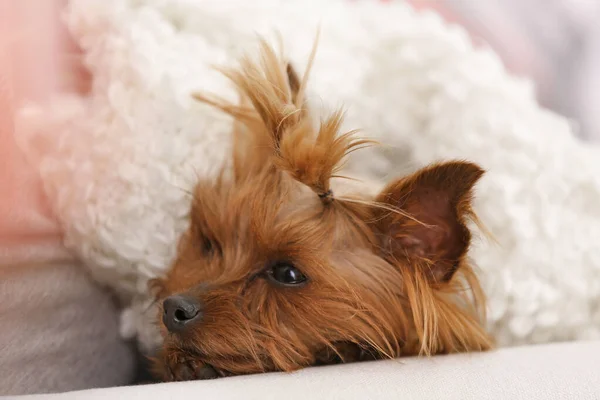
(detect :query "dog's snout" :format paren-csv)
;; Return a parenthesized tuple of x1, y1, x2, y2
(163, 295, 203, 333)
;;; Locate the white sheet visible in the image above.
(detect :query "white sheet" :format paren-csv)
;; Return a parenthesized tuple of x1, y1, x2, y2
(22, 341, 600, 400)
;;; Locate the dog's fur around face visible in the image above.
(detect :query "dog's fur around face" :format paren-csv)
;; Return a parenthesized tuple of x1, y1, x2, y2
(151, 39, 493, 381)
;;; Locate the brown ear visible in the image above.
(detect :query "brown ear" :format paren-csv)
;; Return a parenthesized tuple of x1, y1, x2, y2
(372, 161, 484, 284)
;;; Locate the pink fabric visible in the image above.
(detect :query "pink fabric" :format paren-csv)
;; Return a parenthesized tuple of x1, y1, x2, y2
(404, 0, 545, 83)
(0, 0, 87, 266)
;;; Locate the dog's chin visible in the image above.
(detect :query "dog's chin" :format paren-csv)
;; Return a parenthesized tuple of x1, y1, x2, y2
(162, 356, 231, 382)
(159, 341, 377, 381)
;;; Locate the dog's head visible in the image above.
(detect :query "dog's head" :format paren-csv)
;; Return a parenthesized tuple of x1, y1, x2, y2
(151, 40, 492, 381)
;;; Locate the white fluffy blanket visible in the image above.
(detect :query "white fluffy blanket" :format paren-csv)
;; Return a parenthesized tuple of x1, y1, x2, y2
(17, 0, 600, 352)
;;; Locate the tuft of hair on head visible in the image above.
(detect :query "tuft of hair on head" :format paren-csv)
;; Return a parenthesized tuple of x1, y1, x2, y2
(192, 32, 375, 204)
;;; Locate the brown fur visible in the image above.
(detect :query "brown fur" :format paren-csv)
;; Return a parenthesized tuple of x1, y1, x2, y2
(151, 38, 493, 381)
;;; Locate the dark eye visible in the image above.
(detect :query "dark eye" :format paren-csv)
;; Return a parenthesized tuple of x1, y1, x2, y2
(266, 262, 308, 287)
(202, 237, 213, 256)
(201, 237, 221, 258)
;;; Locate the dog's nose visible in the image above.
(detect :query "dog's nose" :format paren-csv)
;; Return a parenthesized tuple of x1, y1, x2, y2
(162, 295, 202, 333)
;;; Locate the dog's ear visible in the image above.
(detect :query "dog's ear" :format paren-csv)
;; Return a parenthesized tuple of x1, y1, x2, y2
(371, 161, 484, 284)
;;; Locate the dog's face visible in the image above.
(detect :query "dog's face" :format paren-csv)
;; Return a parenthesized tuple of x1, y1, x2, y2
(151, 41, 492, 381)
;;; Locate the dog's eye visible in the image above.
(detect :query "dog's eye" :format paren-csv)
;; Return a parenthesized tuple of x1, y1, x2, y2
(267, 262, 308, 286)
(203, 238, 213, 255)
(202, 237, 220, 257)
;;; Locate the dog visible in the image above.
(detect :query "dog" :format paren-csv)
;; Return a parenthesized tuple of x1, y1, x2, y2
(149, 39, 493, 381)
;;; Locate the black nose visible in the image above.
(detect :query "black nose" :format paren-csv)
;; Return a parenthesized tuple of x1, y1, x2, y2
(162, 295, 202, 333)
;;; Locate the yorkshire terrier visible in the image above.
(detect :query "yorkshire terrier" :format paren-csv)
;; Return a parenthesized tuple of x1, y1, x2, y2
(150, 39, 493, 381)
